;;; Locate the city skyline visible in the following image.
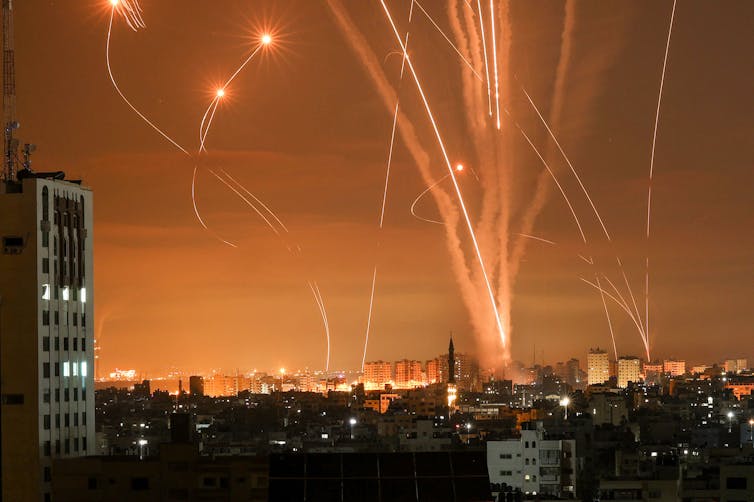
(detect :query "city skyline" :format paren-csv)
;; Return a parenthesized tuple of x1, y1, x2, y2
(10, 1, 753, 374)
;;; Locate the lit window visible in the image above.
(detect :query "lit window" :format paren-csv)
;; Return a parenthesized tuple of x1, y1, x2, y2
(81, 361, 88, 377)
(62, 287, 70, 301)
(42, 284, 50, 300)
(63, 362, 70, 377)
(81, 287, 86, 303)
(72, 362, 78, 377)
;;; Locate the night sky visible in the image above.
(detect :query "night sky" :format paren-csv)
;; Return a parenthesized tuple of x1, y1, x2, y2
(13, 1, 753, 375)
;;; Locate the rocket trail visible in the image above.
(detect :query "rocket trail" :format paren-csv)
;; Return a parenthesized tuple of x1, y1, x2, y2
(199, 96, 220, 153)
(513, 120, 586, 244)
(379, 0, 508, 349)
(191, 167, 238, 248)
(361, 266, 378, 372)
(207, 169, 281, 236)
(579, 277, 650, 357)
(410, 173, 450, 225)
(106, 6, 190, 156)
(596, 276, 618, 361)
(379, 0, 415, 229)
(220, 169, 290, 233)
(489, 0, 501, 129)
(308, 281, 331, 372)
(476, 0, 492, 116)
(520, 85, 611, 241)
(645, 0, 677, 353)
(413, 0, 482, 81)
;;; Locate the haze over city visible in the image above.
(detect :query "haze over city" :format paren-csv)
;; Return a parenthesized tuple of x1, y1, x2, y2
(12, 0, 753, 375)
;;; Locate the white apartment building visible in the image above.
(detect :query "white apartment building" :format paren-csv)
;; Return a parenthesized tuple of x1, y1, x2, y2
(487, 423, 577, 499)
(1, 175, 95, 501)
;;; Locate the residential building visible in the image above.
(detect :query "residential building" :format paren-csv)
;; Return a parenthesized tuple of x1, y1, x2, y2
(663, 359, 686, 376)
(487, 422, 577, 498)
(363, 361, 393, 390)
(394, 359, 423, 389)
(618, 357, 642, 388)
(1, 174, 96, 501)
(588, 348, 610, 386)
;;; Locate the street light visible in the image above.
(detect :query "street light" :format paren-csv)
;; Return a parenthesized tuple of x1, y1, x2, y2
(727, 411, 734, 433)
(138, 439, 148, 460)
(560, 397, 571, 420)
(349, 418, 357, 439)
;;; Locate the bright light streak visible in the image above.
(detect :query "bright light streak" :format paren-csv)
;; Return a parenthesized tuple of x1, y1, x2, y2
(220, 169, 290, 233)
(361, 266, 378, 371)
(308, 281, 331, 372)
(476, 0, 492, 116)
(207, 169, 280, 235)
(413, 0, 482, 81)
(191, 166, 238, 248)
(106, 8, 189, 155)
(410, 173, 450, 225)
(379, 0, 507, 349)
(645, 0, 677, 357)
(489, 0, 501, 129)
(596, 276, 618, 362)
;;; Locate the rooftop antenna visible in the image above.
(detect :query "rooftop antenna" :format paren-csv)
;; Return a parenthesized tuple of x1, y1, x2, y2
(2, 0, 18, 181)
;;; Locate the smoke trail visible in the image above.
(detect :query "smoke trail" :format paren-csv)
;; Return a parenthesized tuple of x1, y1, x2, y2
(326, 0, 493, 352)
(508, 0, 575, 283)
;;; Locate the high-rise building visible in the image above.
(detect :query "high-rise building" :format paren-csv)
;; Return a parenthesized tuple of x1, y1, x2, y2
(189, 375, 204, 396)
(617, 357, 642, 388)
(1, 174, 96, 500)
(724, 359, 748, 374)
(362, 361, 393, 390)
(425, 359, 440, 384)
(394, 359, 423, 388)
(663, 359, 686, 376)
(587, 348, 610, 386)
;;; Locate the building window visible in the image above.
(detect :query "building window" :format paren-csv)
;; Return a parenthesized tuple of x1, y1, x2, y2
(55, 440, 60, 454)
(42, 232, 49, 247)
(64, 338, 69, 351)
(532, 458, 537, 465)
(499, 453, 512, 459)
(63, 361, 70, 377)
(54, 311, 59, 325)
(83, 412, 87, 426)
(525, 441, 529, 448)
(81, 314, 86, 327)
(54, 389, 60, 402)
(81, 337, 86, 351)
(42, 310, 50, 326)
(72, 362, 78, 377)
(525, 458, 530, 465)
(81, 361, 88, 377)
(64, 388, 70, 402)
(43, 389, 50, 403)
(73, 338, 78, 351)
(82, 436, 87, 451)
(65, 414, 70, 427)
(43, 336, 50, 351)
(44, 466, 51, 482)
(42, 283, 50, 300)
(74, 438, 79, 452)
(65, 439, 70, 454)
(74, 413, 79, 426)
(500, 470, 512, 476)
(74, 388, 79, 401)
(42, 258, 49, 274)
(43, 362, 50, 378)
(44, 415, 51, 430)
(54, 362, 59, 377)
(44, 441, 51, 456)
(73, 313, 78, 326)
(55, 414, 60, 428)
(532, 441, 537, 448)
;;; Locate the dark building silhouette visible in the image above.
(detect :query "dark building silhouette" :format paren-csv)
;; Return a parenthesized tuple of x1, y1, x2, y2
(189, 375, 204, 396)
(448, 335, 456, 384)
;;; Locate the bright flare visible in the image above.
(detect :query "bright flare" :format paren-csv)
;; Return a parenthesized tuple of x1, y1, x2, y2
(216, 88, 225, 98)
(455, 163, 464, 172)
(261, 34, 272, 45)
(110, 0, 118, 5)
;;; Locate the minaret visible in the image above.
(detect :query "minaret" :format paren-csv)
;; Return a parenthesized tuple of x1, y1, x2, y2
(448, 333, 456, 384)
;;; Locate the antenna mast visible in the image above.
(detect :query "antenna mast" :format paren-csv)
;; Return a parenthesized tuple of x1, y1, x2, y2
(2, 0, 18, 181)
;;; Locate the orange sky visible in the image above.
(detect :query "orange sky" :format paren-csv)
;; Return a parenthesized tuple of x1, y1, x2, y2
(13, 1, 753, 375)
